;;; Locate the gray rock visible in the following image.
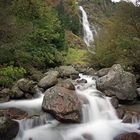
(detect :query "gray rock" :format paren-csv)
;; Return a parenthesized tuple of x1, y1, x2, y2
(58, 66, 79, 78)
(0, 88, 10, 103)
(95, 68, 110, 77)
(42, 86, 82, 123)
(57, 79, 75, 90)
(97, 64, 137, 101)
(45, 70, 60, 78)
(77, 79, 87, 84)
(0, 108, 27, 120)
(10, 85, 24, 99)
(38, 74, 58, 89)
(85, 68, 96, 76)
(0, 116, 19, 140)
(116, 108, 125, 119)
(114, 132, 140, 140)
(17, 78, 37, 95)
(110, 96, 119, 108)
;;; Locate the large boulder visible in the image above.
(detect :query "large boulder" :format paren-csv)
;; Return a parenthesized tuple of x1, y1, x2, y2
(44, 70, 60, 78)
(0, 88, 10, 103)
(10, 84, 24, 99)
(58, 66, 79, 79)
(0, 116, 19, 140)
(114, 132, 140, 140)
(97, 64, 137, 101)
(84, 68, 96, 76)
(10, 78, 37, 99)
(95, 68, 110, 77)
(57, 79, 75, 90)
(38, 74, 58, 90)
(42, 86, 82, 123)
(17, 78, 37, 95)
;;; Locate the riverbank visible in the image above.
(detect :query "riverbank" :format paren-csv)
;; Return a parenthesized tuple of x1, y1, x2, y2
(0, 64, 140, 140)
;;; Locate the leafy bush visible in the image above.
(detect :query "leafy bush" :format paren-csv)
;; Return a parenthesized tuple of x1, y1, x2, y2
(88, 1, 140, 71)
(0, 0, 68, 69)
(0, 66, 26, 87)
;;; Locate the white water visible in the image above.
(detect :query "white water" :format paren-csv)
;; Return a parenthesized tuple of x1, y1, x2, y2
(0, 74, 140, 140)
(79, 6, 94, 47)
(0, 90, 44, 115)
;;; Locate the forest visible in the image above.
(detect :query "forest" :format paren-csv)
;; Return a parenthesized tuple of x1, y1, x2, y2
(0, 0, 140, 88)
(0, 1, 140, 140)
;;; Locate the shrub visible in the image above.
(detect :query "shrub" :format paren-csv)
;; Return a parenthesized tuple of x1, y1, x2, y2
(0, 66, 27, 87)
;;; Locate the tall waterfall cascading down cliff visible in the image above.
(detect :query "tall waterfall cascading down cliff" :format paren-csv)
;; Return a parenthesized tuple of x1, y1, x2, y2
(79, 6, 97, 53)
(0, 74, 140, 140)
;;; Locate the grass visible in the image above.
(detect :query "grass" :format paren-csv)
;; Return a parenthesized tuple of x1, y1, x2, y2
(64, 48, 87, 65)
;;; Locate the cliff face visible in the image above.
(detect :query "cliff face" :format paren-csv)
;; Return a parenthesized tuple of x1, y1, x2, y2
(78, 0, 114, 28)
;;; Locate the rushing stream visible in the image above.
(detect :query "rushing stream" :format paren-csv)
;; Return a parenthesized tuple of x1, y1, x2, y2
(0, 74, 140, 140)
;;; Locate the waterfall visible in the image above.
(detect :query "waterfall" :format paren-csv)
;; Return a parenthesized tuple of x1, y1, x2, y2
(79, 6, 96, 52)
(0, 74, 140, 140)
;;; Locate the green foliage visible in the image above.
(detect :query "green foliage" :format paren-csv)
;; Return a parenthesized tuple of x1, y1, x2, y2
(0, 66, 26, 87)
(88, 1, 140, 70)
(12, 0, 40, 20)
(19, 7, 67, 68)
(56, 0, 81, 35)
(0, 0, 68, 69)
(64, 48, 87, 65)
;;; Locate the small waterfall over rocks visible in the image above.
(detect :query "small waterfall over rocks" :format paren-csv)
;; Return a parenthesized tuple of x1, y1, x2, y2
(0, 74, 140, 140)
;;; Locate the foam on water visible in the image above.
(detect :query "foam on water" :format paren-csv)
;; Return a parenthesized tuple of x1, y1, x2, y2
(0, 74, 140, 140)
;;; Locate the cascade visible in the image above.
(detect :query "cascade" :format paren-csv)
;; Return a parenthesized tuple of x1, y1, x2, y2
(79, 6, 97, 52)
(0, 74, 140, 140)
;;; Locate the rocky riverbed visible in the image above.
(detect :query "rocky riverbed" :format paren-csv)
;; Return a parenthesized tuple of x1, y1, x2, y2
(0, 64, 140, 140)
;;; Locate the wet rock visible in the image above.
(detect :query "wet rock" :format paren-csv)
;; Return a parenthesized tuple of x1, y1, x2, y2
(74, 65, 88, 74)
(122, 114, 133, 123)
(10, 84, 24, 99)
(114, 132, 140, 140)
(85, 68, 96, 76)
(122, 112, 140, 124)
(42, 86, 82, 123)
(0, 88, 10, 103)
(17, 78, 37, 95)
(82, 133, 93, 140)
(116, 108, 125, 119)
(77, 79, 87, 84)
(38, 74, 58, 90)
(78, 95, 89, 104)
(97, 64, 137, 102)
(58, 79, 75, 90)
(136, 88, 140, 100)
(95, 68, 110, 77)
(110, 97, 119, 109)
(0, 116, 19, 140)
(0, 108, 27, 120)
(58, 66, 79, 79)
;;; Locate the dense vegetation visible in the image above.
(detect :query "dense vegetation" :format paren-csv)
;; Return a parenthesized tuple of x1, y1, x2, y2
(0, 0, 84, 87)
(89, 1, 140, 72)
(0, 0, 68, 68)
(0, 0, 140, 87)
